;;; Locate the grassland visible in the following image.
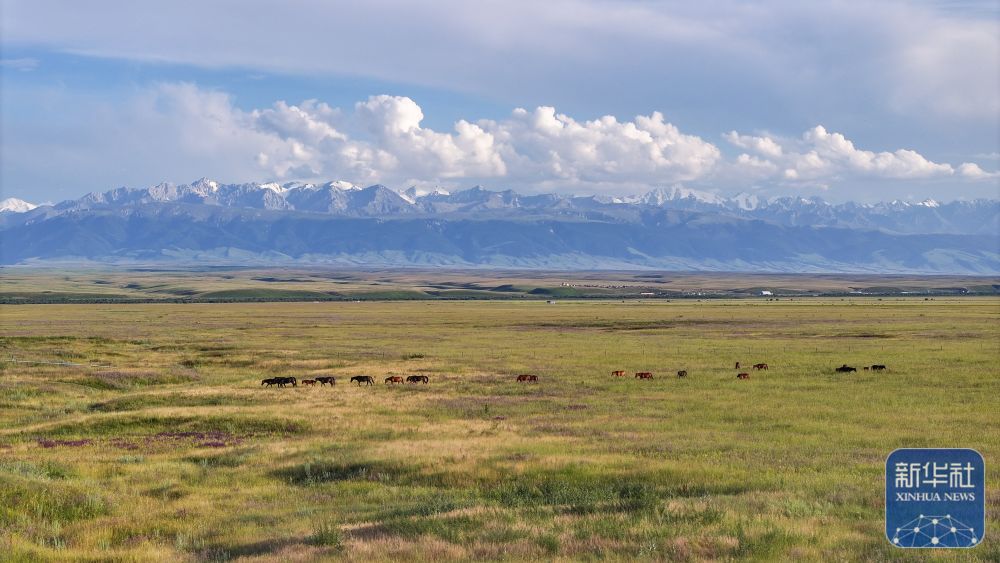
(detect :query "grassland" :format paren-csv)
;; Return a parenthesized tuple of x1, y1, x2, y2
(0, 297, 998, 561)
(1, 268, 996, 303)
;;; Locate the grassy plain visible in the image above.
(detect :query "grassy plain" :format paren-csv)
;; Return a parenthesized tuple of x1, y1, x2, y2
(1, 296, 998, 561)
(1, 268, 996, 302)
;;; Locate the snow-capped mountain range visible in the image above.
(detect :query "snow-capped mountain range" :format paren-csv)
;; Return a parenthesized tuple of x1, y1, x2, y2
(7, 179, 994, 236)
(2, 179, 997, 273)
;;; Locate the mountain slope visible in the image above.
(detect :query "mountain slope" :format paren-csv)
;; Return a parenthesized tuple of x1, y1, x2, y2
(2, 203, 996, 273)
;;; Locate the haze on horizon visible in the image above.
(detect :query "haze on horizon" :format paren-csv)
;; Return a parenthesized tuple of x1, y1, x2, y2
(2, 0, 998, 205)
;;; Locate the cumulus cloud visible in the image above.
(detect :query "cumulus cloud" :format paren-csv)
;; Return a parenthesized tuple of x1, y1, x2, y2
(487, 107, 720, 186)
(957, 162, 1000, 180)
(726, 125, 995, 185)
(5, 82, 996, 202)
(110, 84, 721, 193)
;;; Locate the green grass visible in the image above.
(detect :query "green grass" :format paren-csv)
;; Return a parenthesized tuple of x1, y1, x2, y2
(0, 296, 997, 560)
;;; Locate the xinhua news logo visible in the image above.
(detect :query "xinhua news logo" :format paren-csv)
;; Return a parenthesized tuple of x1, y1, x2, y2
(886, 448, 985, 548)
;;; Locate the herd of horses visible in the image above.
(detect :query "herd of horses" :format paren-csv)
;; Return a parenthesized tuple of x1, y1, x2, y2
(261, 361, 888, 388)
(261, 375, 429, 387)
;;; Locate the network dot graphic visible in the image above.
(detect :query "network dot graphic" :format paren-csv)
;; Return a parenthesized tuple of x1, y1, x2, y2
(892, 515, 978, 548)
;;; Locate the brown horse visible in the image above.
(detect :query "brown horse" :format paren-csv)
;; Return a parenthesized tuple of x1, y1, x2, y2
(611, 370, 626, 377)
(753, 363, 768, 370)
(677, 370, 687, 377)
(351, 375, 374, 386)
(737, 372, 750, 380)
(406, 375, 429, 384)
(302, 379, 317, 386)
(385, 376, 404, 384)
(316, 376, 336, 386)
(516, 374, 538, 383)
(635, 372, 653, 379)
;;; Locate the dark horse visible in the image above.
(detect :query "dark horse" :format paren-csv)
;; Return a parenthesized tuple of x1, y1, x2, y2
(677, 370, 688, 377)
(835, 365, 857, 373)
(871, 364, 887, 371)
(406, 375, 429, 384)
(316, 376, 336, 386)
(737, 372, 750, 380)
(516, 374, 538, 382)
(753, 363, 768, 370)
(351, 375, 374, 386)
(635, 372, 653, 379)
(264, 376, 296, 387)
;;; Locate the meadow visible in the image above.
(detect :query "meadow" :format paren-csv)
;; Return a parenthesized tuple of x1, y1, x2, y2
(1, 296, 998, 561)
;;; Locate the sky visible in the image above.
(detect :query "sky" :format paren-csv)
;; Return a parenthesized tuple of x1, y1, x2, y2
(1, 0, 999, 204)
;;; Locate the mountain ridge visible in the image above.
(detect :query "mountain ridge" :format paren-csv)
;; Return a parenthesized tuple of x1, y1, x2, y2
(3, 179, 997, 273)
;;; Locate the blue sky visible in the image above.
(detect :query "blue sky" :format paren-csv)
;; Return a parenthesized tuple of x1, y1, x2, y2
(2, 0, 998, 204)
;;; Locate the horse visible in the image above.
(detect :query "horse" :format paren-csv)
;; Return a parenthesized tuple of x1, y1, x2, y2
(385, 376, 404, 384)
(835, 365, 857, 373)
(737, 372, 750, 380)
(611, 370, 626, 377)
(871, 364, 887, 371)
(863, 366, 870, 371)
(406, 375, 429, 384)
(302, 379, 317, 386)
(635, 372, 653, 379)
(677, 370, 687, 377)
(351, 375, 374, 386)
(735, 362, 741, 369)
(516, 374, 538, 383)
(261, 377, 280, 387)
(753, 363, 768, 370)
(272, 376, 297, 387)
(316, 376, 336, 386)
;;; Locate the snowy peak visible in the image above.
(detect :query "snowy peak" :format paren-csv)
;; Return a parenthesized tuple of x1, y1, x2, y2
(638, 186, 726, 206)
(0, 197, 37, 213)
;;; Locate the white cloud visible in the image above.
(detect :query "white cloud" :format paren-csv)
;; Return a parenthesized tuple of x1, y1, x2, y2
(728, 125, 976, 184)
(4, 82, 997, 202)
(724, 131, 783, 158)
(957, 162, 1000, 180)
(486, 107, 720, 187)
(113, 85, 720, 193)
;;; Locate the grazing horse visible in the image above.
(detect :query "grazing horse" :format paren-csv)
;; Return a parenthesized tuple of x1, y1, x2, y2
(302, 379, 317, 386)
(635, 372, 653, 379)
(871, 364, 887, 371)
(351, 375, 374, 386)
(736, 372, 750, 380)
(677, 370, 687, 377)
(406, 375, 429, 384)
(753, 363, 768, 370)
(316, 376, 336, 386)
(735, 362, 741, 369)
(385, 376, 404, 384)
(611, 370, 626, 377)
(516, 374, 538, 383)
(835, 365, 857, 373)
